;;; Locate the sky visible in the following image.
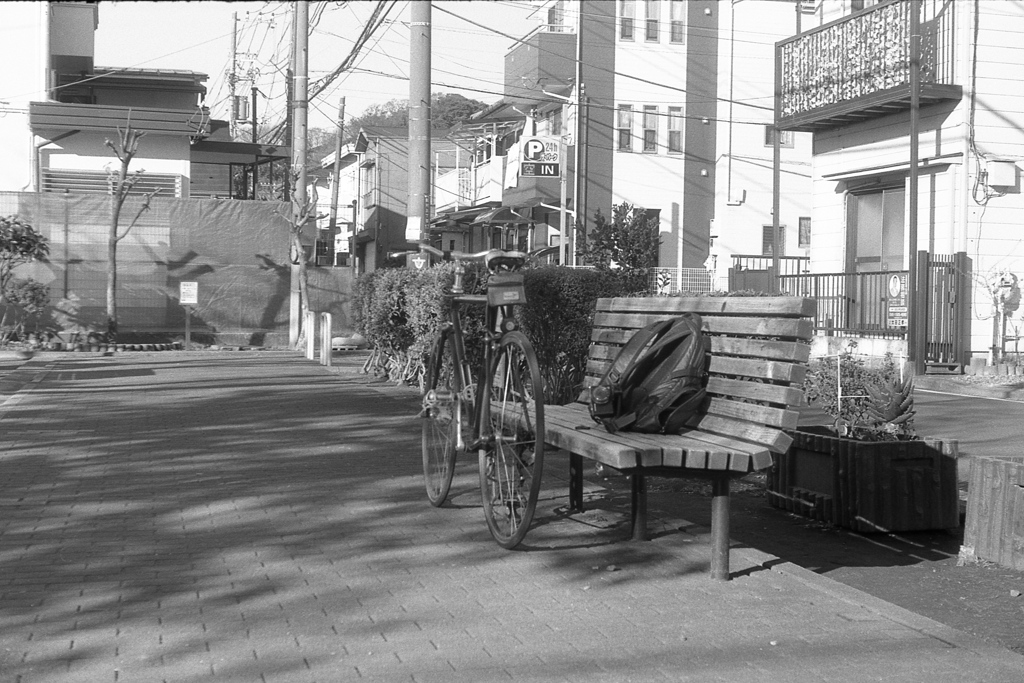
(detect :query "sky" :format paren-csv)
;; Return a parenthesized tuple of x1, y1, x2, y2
(92, 1, 541, 133)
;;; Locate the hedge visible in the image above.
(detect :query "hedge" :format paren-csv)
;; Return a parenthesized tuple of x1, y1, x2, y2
(354, 264, 632, 402)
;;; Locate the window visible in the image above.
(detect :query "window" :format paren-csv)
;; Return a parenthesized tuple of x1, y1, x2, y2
(670, 0, 685, 43)
(798, 216, 811, 248)
(547, 0, 565, 30)
(645, 0, 660, 41)
(762, 225, 786, 256)
(846, 188, 905, 272)
(620, 0, 635, 40)
(667, 107, 683, 153)
(617, 105, 634, 152)
(764, 126, 795, 148)
(643, 106, 658, 152)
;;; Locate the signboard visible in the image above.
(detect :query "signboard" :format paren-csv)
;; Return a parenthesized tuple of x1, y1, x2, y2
(179, 281, 198, 306)
(886, 273, 908, 328)
(406, 252, 430, 270)
(520, 136, 560, 177)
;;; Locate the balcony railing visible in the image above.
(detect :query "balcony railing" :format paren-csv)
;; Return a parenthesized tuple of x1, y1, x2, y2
(777, 0, 959, 131)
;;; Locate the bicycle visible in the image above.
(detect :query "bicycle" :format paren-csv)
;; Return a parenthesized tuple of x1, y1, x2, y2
(419, 243, 555, 549)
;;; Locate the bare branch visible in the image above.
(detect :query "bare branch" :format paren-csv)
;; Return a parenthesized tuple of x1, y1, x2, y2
(116, 189, 159, 243)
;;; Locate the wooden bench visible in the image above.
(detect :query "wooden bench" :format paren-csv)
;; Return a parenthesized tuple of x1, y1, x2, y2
(542, 296, 815, 580)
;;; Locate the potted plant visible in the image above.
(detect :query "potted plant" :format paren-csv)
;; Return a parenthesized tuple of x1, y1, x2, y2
(767, 343, 960, 532)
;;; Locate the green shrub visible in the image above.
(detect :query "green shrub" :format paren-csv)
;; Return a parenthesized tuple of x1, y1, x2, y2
(0, 277, 50, 343)
(517, 266, 633, 404)
(803, 343, 917, 441)
(354, 264, 626, 394)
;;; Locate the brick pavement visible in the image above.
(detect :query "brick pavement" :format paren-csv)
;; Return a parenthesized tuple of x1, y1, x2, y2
(0, 351, 1022, 682)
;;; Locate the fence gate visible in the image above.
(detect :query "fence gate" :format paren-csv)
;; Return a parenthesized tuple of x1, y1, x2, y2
(922, 252, 971, 372)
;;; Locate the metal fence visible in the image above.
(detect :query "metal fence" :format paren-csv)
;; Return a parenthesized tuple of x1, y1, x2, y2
(777, 269, 905, 339)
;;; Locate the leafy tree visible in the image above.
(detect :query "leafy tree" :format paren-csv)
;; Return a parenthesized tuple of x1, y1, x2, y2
(105, 121, 160, 340)
(309, 93, 487, 156)
(2, 278, 50, 341)
(0, 215, 49, 302)
(0, 216, 49, 342)
(577, 202, 661, 290)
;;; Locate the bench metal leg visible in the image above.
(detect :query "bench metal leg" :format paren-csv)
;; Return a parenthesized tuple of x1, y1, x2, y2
(569, 453, 584, 512)
(630, 473, 648, 541)
(710, 475, 731, 581)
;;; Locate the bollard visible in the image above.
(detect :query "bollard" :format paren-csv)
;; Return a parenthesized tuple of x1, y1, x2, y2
(305, 310, 316, 360)
(320, 312, 332, 366)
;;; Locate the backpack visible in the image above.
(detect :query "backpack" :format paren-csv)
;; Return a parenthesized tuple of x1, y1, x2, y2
(582, 313, 709, 434)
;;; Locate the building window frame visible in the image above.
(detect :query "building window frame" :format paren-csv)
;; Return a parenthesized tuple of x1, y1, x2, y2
(617, 104, 634, 152)
(798, 216, 811, 248)
(620, 0, 635, 40)
(645, 0, 660, 42)
(762, 224, 786, 256)
(764, 126, 796, 148)
(667, 106, 683, 153)
(670, 0, 685, 43)
(642, 105, 658, 153)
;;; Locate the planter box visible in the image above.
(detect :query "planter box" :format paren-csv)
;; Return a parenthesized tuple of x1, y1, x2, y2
(768, 427, 960, 532)
(962, 455, 1024, 571)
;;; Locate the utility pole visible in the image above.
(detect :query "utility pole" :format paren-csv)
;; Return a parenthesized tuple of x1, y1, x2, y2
(908, 0, 924, 375)
(230, 12, 238, 140)
(289, 0, 309, 348)
(407, 1, 431, 247)
(328, 97, 347, 266)
(570, 2, 584, 267)
(251, 85, 259, 198)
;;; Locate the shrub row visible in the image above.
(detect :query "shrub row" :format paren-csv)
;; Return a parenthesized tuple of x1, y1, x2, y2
(354, 264, 633, 403)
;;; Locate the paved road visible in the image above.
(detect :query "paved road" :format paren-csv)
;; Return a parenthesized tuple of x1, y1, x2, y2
(0, 352, 1022, 682)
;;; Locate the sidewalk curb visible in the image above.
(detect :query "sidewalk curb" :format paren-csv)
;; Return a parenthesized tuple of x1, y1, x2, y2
(915, 374, 1024, 401)
(734, 546, 1024, 662)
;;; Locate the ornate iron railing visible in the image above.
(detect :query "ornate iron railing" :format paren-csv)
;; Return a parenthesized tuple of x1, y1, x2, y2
(778, 0, 956, 119)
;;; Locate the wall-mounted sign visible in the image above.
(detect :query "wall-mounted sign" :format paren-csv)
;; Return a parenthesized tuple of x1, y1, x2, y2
(520, 136, 560, 177)
(179, 281, 198, 306)
(886, 273, 908, 328)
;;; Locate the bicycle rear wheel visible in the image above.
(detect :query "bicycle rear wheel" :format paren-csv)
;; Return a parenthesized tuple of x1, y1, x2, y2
(422, 332, 464, 506)
(479, 331, 545, 548)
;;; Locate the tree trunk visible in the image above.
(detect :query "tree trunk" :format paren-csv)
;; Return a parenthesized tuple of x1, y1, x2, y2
(291, 230, 310, 348)
(107, 197, 121, 340)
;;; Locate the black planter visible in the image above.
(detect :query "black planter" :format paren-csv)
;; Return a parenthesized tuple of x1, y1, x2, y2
(768, 426, 960, 532)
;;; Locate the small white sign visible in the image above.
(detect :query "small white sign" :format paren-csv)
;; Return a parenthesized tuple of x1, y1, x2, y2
(180, 281, 198, 305)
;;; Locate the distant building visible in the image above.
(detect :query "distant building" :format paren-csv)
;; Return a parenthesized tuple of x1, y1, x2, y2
(430, 0, 812, 288)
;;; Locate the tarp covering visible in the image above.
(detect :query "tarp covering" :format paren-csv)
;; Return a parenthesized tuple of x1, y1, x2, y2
(0, 192, 353, 345)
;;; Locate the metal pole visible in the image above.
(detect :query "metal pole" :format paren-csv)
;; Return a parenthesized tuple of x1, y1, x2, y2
(407, 1, 431, 246)
(328, 97, 346, 255)
(251, 86, 259, 198)
(230, 12, 237, 139)
(289, 0, 309, 348)
(908, 0, 923, 374)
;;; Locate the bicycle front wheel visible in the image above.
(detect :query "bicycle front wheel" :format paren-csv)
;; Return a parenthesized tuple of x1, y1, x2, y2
(479, 331, 545, 549)
(422, 331, 463, 506)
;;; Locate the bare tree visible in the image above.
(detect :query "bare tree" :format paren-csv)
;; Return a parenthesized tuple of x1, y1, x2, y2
(285, 170, 320, 348)
(105, 122, 159, 340)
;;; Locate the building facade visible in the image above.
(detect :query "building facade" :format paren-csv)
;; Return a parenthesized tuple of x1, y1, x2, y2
(777, 0, 1024, 364)
(432, 0, 813, 287)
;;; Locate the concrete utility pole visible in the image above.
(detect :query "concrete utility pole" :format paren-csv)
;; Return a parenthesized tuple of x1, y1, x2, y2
(328, 97, 347, 265)
(407, 1, 431, 246)
(289, 0, 309, 348)
(230, 12, 238, 139)
(908, 0, 924, 374)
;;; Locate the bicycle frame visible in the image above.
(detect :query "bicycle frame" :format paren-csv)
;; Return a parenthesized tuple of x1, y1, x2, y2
(443, 292, 519, 454)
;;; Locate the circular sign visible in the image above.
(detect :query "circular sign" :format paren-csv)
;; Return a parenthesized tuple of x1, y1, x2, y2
(888, 274, 902, 298)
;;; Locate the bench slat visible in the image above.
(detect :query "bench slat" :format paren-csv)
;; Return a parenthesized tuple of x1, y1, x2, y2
(597, 296, 816, 318)
(593, 312, 814, 340)
(582, 374, 805, 409)
(586, 348, 807, 384)
(689, 413, 794, 453)
(704, 397, 799, 430)
(590, 331, 811, 363)
(547, 403, 772, 473)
